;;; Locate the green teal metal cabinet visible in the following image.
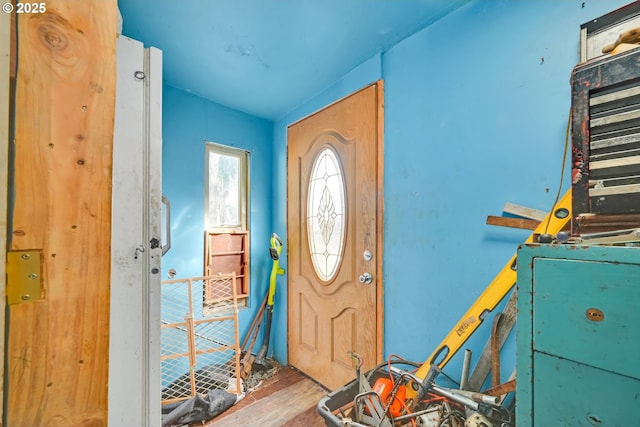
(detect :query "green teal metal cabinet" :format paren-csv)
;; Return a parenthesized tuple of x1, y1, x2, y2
(516, 244, 640, 427)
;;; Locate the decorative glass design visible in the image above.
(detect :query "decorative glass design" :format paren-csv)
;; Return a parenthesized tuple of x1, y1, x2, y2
(307, 147, 346, 281)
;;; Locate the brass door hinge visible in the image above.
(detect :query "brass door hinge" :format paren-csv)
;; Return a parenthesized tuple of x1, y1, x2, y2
(6, 250, 43, 304)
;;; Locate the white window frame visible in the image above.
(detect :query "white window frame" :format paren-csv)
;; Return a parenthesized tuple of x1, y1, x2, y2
(204, 142, 249, 232)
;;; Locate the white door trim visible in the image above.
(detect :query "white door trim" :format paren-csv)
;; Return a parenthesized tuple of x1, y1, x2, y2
(110, 35, 162, 427)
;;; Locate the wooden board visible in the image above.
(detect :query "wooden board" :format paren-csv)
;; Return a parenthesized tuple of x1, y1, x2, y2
(486, 215, 540, 230)
(467, 291, 517, 392)
(7, 1, 117, 426)
(502, 202, 547, 221)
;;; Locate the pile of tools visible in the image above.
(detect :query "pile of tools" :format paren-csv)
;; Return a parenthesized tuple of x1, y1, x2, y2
(318, 192, 573, 427)
(319, 354, 514, 427)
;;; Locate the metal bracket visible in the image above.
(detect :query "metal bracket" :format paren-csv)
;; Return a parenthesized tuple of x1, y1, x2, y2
(6, 250, 43, 304)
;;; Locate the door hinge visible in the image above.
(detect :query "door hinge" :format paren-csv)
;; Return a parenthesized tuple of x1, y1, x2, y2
(6, 250, 43, 305)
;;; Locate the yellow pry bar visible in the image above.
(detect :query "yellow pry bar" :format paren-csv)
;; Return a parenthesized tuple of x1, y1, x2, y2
(414, 189, 572, 380)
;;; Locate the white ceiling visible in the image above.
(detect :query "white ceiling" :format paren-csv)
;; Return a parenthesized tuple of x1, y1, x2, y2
(118, 0, 471, 120)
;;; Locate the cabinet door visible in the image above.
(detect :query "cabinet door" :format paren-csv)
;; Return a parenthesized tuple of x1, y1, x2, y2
(533, 353, 640, 426)
(532, 258, 640, 380)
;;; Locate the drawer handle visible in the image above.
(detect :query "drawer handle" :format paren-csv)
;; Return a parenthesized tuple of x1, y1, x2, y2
(586, 308, 604, 322)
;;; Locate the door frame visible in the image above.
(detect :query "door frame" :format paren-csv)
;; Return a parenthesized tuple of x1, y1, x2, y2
(109, 36, 162, 427)
(286, 80, 385, 370)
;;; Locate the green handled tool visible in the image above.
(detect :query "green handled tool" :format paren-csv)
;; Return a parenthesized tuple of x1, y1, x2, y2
(253, 233, 285, 370)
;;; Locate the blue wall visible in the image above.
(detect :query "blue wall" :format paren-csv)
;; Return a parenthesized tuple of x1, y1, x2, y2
(161, 84, 274, 340)
(379, 0, 631, 383)
(160, 0, 630, 387)
(271, 0, 630, 384)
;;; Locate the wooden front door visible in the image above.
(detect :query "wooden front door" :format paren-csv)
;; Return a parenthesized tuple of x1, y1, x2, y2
(287, 82, 383, 390)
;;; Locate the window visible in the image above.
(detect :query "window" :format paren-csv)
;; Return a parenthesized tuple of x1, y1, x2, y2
(204, 143, 250, 300)
(205, 143, 249, 230)
(307, 146, 346, 282)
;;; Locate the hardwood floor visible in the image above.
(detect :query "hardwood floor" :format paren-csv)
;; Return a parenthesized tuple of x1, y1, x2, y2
(205, 365, 329, 426)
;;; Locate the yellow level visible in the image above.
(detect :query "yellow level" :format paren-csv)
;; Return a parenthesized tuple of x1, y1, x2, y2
(414, 190, 572, 380)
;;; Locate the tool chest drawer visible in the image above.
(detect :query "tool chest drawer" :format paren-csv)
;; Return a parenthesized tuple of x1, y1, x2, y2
(516, 244, 640, 427)
(531, 352, 640, 427)
(531, 257, 640, 380)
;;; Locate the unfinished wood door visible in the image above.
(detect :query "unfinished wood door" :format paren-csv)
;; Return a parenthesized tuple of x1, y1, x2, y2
(287, 82, 383, 390)
(6, 2, 117, 426)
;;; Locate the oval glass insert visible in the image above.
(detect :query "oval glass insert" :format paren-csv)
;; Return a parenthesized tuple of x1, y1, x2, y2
(307, 147, 346, 282)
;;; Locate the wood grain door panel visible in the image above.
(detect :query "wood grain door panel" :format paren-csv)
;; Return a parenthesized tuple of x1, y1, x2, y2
(287, 82, 383, 390)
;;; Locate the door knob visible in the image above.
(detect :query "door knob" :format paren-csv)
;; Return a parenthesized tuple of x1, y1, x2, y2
(359, 272, 373, 284)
